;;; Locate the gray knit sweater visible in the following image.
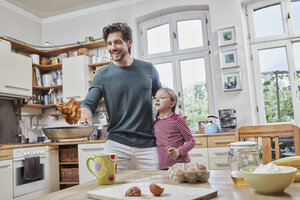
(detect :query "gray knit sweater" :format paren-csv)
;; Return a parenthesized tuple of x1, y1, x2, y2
(81, 59, 161, 147)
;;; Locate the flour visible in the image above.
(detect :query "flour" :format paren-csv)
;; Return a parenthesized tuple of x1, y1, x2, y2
(253, 162, 283, 173)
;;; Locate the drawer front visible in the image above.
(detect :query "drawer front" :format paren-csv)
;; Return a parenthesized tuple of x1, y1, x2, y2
(207, 135, 234, 148)
(208, 147, 230, 159)
(193, 136, 207, 148)
(209, 158, 230, 170)
(0, 149, 13, 161)
(189, 148, 209, 168)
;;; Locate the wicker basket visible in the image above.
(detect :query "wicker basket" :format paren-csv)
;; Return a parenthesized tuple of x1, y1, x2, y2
(59, 148, 78, 162)
(60, 168, 79, 182)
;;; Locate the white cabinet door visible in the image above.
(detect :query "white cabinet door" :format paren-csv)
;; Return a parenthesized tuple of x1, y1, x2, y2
(46, 146, 59, 193)
(0, 160, 13, 200)
(189, 148, 209, 169)
(78, 143, 105, 184)
(62, 55, 91, 102)
(0, 51, 32, 98)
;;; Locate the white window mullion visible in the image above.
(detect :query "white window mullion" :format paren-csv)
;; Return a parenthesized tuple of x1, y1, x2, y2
(247, 0, 289, 44)
(172, 11, 209, 55)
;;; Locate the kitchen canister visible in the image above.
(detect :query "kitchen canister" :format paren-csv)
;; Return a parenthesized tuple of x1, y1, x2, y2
(30, 54, 40, 64)
(42, 74, 54, 87)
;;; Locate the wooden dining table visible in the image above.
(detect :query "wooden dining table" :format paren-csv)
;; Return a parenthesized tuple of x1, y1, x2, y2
(36, 170, 300, 200)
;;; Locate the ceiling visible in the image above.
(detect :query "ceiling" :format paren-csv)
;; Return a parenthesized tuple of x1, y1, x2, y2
(5, 0, 119, 18)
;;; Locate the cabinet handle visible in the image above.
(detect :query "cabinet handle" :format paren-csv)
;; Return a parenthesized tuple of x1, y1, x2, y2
(196, 142, 202, 145)
(214, 140, 234, 144)
(5, 85, 30, 91)
(215, 163, 230, 167)
(66, 96, 80, 99)
(0, 154, 9, 157)
(0, 164, 11, 168)
(190, 153, 203, 157)
(214, 152, 228, 156)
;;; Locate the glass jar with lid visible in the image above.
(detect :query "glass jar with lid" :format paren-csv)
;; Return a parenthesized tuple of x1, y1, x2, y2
(228, 141, 261, 186)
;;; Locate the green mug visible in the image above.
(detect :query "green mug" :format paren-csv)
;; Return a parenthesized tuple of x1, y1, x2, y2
(86, 153, 117, 185)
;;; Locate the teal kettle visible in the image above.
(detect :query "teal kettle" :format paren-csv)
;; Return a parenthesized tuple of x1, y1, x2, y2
(203, 116, 219, 134)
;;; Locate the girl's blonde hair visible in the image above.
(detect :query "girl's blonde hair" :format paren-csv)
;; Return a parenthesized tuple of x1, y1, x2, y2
(158, 87, 178, 112)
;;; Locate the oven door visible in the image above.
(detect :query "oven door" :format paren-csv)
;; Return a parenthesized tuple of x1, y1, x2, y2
(13, 156, 46, 198)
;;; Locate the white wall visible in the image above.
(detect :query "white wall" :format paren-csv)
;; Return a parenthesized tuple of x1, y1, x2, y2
(0, 4, 42, 45)
(43, 0, 256, 127)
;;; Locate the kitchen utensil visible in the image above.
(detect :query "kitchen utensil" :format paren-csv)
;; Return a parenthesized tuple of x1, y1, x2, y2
(42, 125, 97, 142)
(203, 116, 219, 134)
(86, 153, 117, 185)
(241, 166, 297, 194)
(42, 74, 54, 87)
(87, 182, 217, 200)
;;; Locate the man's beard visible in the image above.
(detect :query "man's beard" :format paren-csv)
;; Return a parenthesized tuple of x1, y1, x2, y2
(111, 51, 127, 62)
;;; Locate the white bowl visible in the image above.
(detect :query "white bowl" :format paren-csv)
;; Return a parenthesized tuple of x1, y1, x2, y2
(241, 166, 297, 194)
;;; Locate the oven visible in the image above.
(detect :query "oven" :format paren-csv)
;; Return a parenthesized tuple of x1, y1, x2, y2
(13, 147, 47, 198)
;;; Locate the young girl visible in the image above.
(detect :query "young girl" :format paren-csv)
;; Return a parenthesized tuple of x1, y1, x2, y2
(153, 88, 196, 170)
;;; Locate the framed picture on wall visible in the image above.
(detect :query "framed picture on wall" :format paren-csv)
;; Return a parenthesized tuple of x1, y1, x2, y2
(220, 48, 239, 69)
(222, 71, 242, 91)
(218, 26, 237, 46)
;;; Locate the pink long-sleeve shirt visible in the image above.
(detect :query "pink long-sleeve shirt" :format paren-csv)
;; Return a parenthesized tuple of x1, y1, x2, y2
(153, 113, 196, 169)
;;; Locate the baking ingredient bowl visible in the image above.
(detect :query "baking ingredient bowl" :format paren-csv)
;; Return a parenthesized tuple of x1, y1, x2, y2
(42, 126, 97, 142)
(241, 166, 297, 194)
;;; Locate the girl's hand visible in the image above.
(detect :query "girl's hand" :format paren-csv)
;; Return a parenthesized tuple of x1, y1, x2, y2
(166, 147, 180, 160)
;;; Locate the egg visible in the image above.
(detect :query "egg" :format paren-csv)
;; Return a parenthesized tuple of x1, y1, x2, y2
(149, 183, 164, 196)
(125, 186, 141, 196)
(198, 164, 206, 170)
(172, 165, 184, 175)
(186, 165, 196, 171)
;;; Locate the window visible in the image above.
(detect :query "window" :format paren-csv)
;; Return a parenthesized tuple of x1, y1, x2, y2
(253, 4, 284, 38)
(139, 11, 213, 130)
(247, 0, 300, 124)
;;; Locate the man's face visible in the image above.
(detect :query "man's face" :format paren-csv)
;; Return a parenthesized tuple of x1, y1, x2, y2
(106, 32, 131, 62)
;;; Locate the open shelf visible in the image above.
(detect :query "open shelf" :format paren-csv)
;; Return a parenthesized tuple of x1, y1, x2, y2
(59, 181, 79, 185)
(32, 84, 62, 91)
(32, 63, 62, 71)
(22, 104, 56, 108)
(59, 161, 79, 165)
(88, 60, 112, 67)
(0, 37, 107, 56)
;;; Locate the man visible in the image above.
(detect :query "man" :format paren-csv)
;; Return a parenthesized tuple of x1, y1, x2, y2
(80, 23, 162, 171)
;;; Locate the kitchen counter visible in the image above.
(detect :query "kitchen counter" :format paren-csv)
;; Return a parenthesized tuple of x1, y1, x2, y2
(0, 139, 106, 150)
(34, 170, 300, 200)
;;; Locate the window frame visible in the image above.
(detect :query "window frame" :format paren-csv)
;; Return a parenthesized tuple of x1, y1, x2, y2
(138, 10, 216, 120)
(247, 0, 289, 44)
(251, 40, 300, 124)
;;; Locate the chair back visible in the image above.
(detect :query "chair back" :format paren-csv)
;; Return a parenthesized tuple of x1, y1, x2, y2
(234, 124, 300, 164)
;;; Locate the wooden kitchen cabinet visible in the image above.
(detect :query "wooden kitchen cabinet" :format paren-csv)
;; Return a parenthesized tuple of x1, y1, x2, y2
(0, 149, 13, 200)
(0, 50, 32, 98)
(58, 145, 79, 189)
(191, 133, 234, 170)
(62, 56, 91, 102)
(0, 37, 107, 109)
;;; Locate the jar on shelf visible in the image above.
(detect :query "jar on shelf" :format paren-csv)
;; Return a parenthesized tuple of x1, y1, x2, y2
(228, 141, 261, 186)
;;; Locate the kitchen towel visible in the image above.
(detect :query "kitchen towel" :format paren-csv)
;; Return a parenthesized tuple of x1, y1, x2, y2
(23, 157, 42, 182)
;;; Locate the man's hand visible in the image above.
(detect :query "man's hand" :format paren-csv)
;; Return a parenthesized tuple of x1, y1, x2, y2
(78, 107, 92, 126)
(166, 147, 180, 160)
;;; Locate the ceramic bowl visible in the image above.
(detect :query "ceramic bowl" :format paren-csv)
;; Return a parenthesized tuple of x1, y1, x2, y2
(241, 166, 297, 194)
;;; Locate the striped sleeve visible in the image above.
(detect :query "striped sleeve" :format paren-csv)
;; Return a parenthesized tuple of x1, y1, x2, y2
(176, 116, 196, 156)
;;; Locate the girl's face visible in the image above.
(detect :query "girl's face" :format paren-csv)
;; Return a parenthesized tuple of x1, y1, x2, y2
(154, 89, 175, 113)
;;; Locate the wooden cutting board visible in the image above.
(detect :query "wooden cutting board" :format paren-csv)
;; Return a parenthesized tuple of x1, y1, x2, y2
(87, 182, 217, 200)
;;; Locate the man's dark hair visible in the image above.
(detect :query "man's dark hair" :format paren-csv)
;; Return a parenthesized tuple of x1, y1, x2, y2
(102, 23, 132, 54)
